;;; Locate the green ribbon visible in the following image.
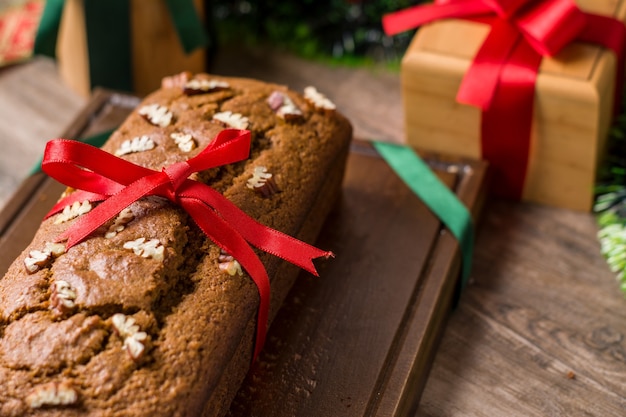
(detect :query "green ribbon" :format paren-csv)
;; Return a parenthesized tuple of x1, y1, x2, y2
(30, 129, 114, 176)
(33, 0, 207, 92)
(373, 141, 474, 291)
(32, 0, 64, 58)
(163, 0, 208, 54)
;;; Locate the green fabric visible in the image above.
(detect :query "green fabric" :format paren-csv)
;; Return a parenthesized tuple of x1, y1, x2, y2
(164, 0, 208, 54)
(373, 141, 475, 290)
(30, 129, 114, 176)
(33, 0, 65, 58)
(84, 0, 132, 92)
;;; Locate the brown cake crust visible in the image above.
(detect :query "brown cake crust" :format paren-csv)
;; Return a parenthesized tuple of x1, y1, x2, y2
(0, 74, 352, 416)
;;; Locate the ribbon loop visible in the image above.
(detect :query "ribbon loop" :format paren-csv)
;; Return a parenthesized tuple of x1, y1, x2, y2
(515, 0, 586, 56)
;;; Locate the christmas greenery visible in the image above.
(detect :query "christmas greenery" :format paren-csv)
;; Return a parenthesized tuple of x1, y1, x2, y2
(595, 106, 626, 294)
(209, 0, 423, 68)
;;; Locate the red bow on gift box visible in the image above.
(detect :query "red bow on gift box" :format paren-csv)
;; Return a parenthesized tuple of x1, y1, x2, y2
(384, 0, 626, 199)
(42, 129, 333, 361)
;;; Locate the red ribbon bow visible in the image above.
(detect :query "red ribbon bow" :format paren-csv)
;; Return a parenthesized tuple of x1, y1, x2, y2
(384, 0, 626, 199)
(42, 129, 332, 361)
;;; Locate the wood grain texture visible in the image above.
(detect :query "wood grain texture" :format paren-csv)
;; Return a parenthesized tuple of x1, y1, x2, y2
(0, 57, 85, 208)
(418, 200, 626, 416)
(1, 47, 625, 416)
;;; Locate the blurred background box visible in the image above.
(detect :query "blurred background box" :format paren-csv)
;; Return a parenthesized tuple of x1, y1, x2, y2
(401, 0, 626, 211)
(55, 0, 206, 97)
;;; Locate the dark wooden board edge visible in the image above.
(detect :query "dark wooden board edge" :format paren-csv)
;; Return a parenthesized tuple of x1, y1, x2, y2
(0, 90, 489, 416)
(373, 152, 488, 417)
(330, 141, 488, 417)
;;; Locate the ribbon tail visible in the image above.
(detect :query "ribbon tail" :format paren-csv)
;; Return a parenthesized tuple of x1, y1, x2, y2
(238, 223, 333, 277)
(183, 199, 270, 362)
(456, 19, 520, 110)
(482, 39, 541, 200)
(180, 185, 333, 276)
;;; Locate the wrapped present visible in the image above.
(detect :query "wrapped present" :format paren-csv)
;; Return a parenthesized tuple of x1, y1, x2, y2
(34, 0, 207, 97)
(384, 0, 626, 211)
(0, 0, 44, 67)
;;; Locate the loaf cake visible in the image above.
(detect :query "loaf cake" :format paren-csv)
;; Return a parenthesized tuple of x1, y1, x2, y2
(0, 73, 352, 416)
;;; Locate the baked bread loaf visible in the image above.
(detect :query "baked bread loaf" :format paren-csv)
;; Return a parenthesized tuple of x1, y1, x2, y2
(0, 73, 352, 416)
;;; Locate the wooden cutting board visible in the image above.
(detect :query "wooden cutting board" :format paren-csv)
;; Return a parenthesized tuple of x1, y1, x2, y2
(0, 90, 488, 417)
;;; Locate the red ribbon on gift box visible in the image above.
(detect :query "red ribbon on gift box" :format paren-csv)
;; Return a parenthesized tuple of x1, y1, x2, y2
(41, 129, 333, 361)
(383, 0, 626, 199)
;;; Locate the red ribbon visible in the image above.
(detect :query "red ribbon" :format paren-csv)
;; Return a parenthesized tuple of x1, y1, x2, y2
(42, 129, 333, 361)
(384, 0, 626, 199)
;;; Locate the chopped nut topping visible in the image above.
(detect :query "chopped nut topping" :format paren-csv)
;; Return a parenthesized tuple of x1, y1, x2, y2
(54, 200, 92, 224)
(246, 166, 280, 197)
(218, 250, 243, 276)
(304, 86, 336, 110)
(183, 79, 230, 95)
(24, 242, 66, 274)
(138, 104, 173, 127)
(27, 381, 78, 408)
(50, 280, 77, 316)
(170, 132, 197, 152)
(161, 71, 192, 89)
(111, 313, 149, 360)
(46, 242, 66, 257)
(267, 91, 303, 122)
(125, 332, 148, 359)
(115, 135, 156, 156)
(212, 111, 249, 130)
(104, 208, 135, 239)
(111, 313, 139, 337)
(24, 251, 48, 273)
(123, 238, 164, 261)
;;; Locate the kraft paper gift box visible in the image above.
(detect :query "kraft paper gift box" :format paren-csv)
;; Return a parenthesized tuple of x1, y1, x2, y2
(397, 0, 626, 211)
(37, 0, 207, 97)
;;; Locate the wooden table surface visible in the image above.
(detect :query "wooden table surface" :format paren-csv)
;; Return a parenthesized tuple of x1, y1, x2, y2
(1, 50, 625, 416)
